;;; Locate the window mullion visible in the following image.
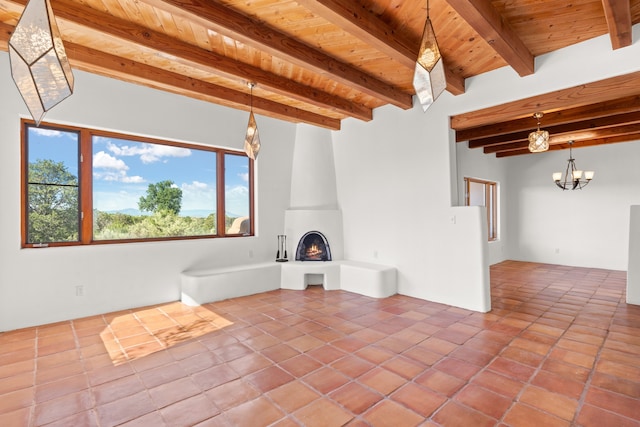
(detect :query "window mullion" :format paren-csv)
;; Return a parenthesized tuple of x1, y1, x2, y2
(248, 157, 255, 235)
(80, 129, 93, 244)
(20, 121, 29, 247)
(216, 152, 225, 237)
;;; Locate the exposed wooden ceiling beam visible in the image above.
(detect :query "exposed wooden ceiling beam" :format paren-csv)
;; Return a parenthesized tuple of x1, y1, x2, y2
(450, 71, 640, 130)
(469, 111, 640, 149)
(0, 22, 340, 130)
(6, 0, 371, 122)
(486, 122, 640, 155)
(296, 0, 466, 95)
(601, 0, 633, 50)
(68, 45, 341, 130)
(456, 95, 640, 142)
(445, 0, 534, 77)
(138, 0, 413, 109)
(496, 133, 640, 157)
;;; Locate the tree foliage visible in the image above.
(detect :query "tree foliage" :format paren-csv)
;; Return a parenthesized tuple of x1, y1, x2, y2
(138, 180, 183, 215)
(93, 211, 218, 239)
(27, 159, 79, 243)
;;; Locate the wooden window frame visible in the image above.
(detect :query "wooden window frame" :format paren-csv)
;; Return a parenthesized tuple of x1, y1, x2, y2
(464, 177, 498, 242)
(21, 119, 254, 248)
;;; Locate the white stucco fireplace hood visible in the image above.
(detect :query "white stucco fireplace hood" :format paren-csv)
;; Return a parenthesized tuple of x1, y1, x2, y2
(283, 124, 344, 261)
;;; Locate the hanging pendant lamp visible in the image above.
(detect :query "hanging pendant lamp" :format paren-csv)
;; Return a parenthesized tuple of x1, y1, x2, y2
(412, 0, 446, 112)
(9, 0, 74, 126)
(244, 82, 261, 160)
(528, 112, 549, 153)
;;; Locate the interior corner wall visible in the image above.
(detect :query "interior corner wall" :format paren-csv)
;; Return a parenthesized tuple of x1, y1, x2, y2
(628, 206, 640, 304)
(333, 101, 491, 312)
(455, 141, 508, 266)
(0, 53, 296, 332)
(504, 141, 640, 270)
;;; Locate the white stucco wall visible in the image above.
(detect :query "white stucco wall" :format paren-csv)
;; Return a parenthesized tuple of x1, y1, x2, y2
(505, 141, 640, 270)
(628, 206, 640, 304)
(0, 54, 296, 331)
(333, 99, 490, 312)
(455, 132, 640, 270)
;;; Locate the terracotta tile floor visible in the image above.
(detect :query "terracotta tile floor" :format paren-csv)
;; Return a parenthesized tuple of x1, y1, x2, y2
(1, 261, 639, 426)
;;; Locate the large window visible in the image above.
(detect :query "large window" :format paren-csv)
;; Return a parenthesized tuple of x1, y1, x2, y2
(464, 177, 498, 241)
(22, 120, 253, 247)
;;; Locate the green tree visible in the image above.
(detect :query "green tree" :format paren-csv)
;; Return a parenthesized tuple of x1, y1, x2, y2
(138, 180, 182, 215)
(27, 159, 79, 243)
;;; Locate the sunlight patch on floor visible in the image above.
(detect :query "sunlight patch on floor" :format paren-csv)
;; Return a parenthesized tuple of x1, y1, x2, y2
(99, 301, 233, 365)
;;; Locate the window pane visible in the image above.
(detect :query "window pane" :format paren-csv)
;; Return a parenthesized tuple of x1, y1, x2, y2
(465, 177, 497, 242)
(225, 153, 250, 234)
(468, 181, 485, 206)
(26, 126, 80, 244)
(488, 186, 495, 240)
(92, 136, 217, 240)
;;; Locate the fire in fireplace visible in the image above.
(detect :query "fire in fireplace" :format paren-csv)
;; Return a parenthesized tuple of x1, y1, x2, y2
(295, 231, 332, 261)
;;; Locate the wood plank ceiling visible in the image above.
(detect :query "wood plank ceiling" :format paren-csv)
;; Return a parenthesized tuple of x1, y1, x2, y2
(0, 0, 639, 156)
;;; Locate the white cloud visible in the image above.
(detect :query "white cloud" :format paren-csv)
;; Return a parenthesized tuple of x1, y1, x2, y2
(31, 128, 65, 138)
(93, 151, 128, 170)
(121, 175, 145, 183)
(181, 181, 215, 211)
(93, 151, 144, 183)
(224, 185, 249, 217)
(183, 181, 209, 190)
(106, 141, 191, 164)
(93, 170, 145, 183)
(238, 172, 249, 183)
(226, 185, 249, 197)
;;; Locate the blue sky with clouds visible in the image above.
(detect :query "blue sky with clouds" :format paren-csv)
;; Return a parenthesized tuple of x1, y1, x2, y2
(28, 127, 250, 217)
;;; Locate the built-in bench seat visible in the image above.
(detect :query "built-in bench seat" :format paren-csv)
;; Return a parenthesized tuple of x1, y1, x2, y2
(339, 260, 398, 298)
(181, 262, 281, 306)
(180, 260, 397, 306)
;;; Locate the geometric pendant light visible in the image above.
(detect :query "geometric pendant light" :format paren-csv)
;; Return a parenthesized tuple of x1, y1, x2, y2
(9, 0, 74, 126)
(243, 82, 261, 160)
(412, 1, 446, 112)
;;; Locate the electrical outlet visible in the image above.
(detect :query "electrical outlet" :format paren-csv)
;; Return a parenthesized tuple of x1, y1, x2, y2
(75, 285, 84, 296)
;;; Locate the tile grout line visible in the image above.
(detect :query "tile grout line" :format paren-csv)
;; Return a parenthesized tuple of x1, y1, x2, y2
(29, 326, 39, 427)
(569, 290, 621, 426)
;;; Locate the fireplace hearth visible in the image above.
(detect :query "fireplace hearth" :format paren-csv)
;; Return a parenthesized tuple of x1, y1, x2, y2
(295, 231, 332, 261)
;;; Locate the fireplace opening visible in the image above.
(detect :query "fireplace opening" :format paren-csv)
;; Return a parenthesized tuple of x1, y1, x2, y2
(295, 231, 332, 261)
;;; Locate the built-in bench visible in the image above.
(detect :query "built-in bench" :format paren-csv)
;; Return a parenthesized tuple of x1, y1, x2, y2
(339, 260, 398, 298)
(181, 262, 281, 306)
(180, 260, 397, 306)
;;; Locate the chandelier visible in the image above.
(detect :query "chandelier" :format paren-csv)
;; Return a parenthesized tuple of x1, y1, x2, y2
(9, 0, 74, 126)
(412, 0, 446, 112)
(528, 112, 549, 153)
(243, 82, 261, 160)
(552, 141, 594, 190)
